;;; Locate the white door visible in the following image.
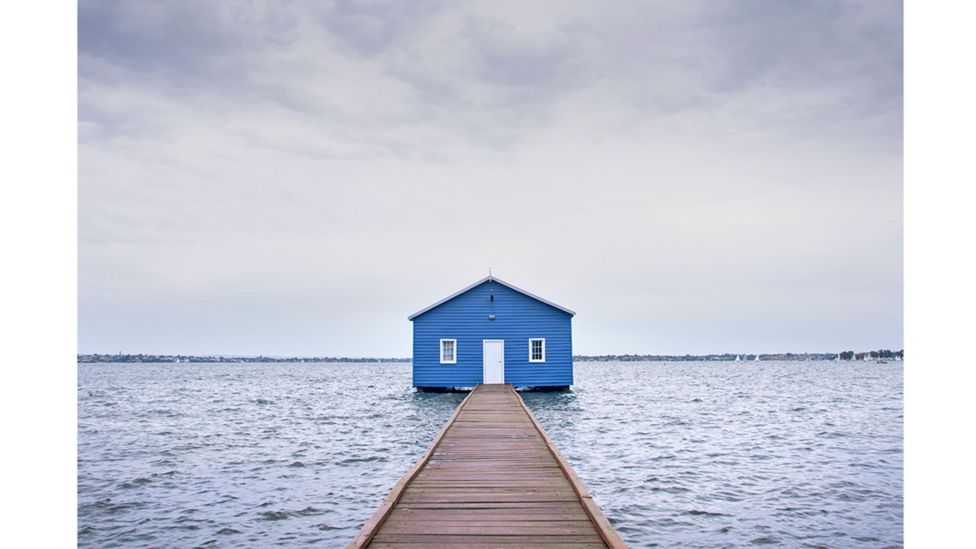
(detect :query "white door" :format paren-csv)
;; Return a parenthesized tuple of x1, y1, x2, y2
(482, 340, 505, 384)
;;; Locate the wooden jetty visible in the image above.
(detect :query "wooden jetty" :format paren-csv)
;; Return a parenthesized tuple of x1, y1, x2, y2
(348, 384, 626, 548)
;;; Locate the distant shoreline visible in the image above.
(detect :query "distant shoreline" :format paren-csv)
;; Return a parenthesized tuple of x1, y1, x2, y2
(78, 350, 904, 364)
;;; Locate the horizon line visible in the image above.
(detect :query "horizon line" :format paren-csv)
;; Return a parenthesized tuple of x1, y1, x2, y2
(78, 348, 905, 359)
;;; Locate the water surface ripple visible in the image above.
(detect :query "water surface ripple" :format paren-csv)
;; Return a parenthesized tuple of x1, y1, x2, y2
(78, 361, 902, 547)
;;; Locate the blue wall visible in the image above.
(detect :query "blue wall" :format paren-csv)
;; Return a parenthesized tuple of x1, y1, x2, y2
(411, 280, 573, 388)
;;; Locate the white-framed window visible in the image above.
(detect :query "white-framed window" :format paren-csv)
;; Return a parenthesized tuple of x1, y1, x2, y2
(529, 338, 546, 363)
(440, 339, 457, 364)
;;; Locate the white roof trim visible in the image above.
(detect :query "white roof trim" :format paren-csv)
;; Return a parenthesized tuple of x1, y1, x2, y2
(408, 276, 576, 320)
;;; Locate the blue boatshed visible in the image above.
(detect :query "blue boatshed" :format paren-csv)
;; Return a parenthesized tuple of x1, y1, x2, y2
(409, 275, 575, 390)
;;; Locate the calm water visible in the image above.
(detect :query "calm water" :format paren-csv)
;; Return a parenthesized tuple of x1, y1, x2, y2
(78, 361, 902, 548)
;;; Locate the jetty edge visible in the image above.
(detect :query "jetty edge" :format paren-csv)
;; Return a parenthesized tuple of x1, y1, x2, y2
(347, 384, 627, 548)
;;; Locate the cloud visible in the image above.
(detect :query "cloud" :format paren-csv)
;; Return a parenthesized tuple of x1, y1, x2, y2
(79, 1, 903, 355)
(314, 0, 443, 56)
(79, 0, 300, 85)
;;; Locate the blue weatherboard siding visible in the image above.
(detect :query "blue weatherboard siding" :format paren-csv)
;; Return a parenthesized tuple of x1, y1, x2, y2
(411, 279, 573, 388)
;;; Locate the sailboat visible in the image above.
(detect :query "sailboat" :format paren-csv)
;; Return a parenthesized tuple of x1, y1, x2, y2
(754, 354, 760, 361)
(735, 355, 741, 362)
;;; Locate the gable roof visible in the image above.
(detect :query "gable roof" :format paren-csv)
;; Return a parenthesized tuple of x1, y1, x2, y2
(408, 275, 576, 320)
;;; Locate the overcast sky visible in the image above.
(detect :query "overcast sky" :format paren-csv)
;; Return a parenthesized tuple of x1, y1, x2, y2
(79, 1, 902, 356)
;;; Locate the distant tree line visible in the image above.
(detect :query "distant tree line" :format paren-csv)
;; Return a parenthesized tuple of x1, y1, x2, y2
(79, 349, 904, 364)
(575, 350, 904, 362)
(840, 349, 904, 360)
(77, 353, 410, 364)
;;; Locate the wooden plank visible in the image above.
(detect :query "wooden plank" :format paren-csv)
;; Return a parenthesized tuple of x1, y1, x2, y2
(378, 523, 599, 535)
(345, 389, 477, 549)
(369, 544, 606, 549)
(348, 383, 628, 548)
(509, 385, 628, 549)
(370, 534, 606, 544)
(398, 496, 581, 504)
(387, 510, 589, 521)
(396, 502, 586, 510)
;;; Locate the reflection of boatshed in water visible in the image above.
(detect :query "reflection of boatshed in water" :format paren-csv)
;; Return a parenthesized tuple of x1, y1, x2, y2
(408, 275, 575, 390)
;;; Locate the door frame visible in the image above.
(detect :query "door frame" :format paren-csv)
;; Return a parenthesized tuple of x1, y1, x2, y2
(482, 339, 505, 384)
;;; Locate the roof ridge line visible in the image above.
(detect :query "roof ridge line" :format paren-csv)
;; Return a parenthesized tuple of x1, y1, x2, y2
(407, 275, 575, 320)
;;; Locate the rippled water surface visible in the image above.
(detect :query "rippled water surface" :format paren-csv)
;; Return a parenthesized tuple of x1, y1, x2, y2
(79, 361, 902, 547)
